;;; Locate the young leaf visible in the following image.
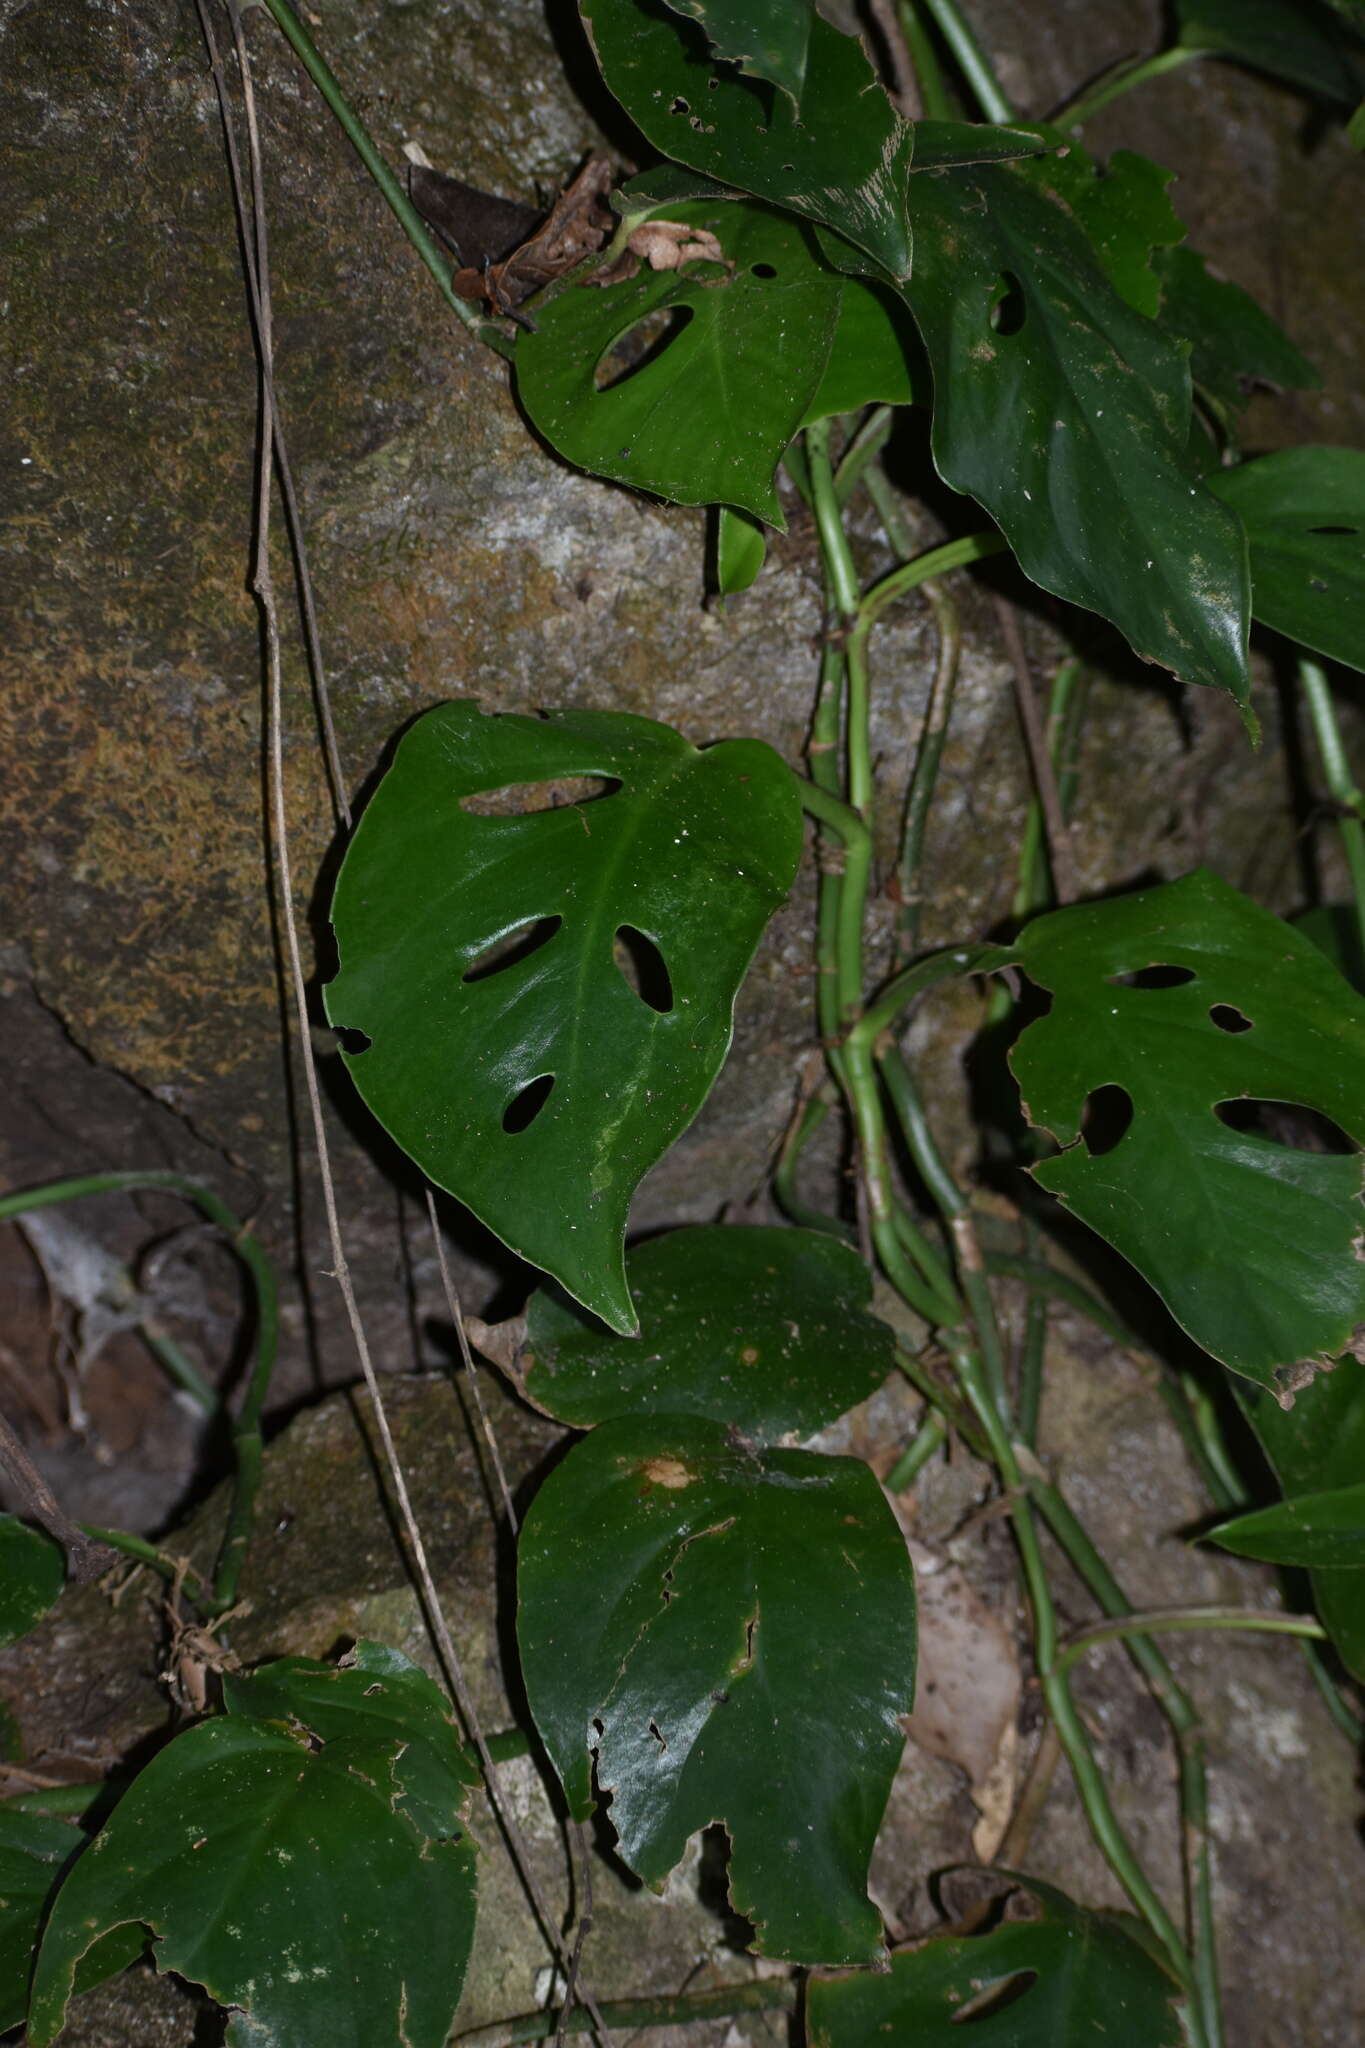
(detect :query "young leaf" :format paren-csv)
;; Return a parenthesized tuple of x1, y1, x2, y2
(518, 1414, 915, 1964)
(579, 0, 915, 278)
(522, 1224, 897, 1437)
(715, 506, 766, 594)
(900, 147, 1252, 702)
(806, 1874, 1182, 2045)
(1206, 447, 1365, 676)
(0, 1810, 144, 2035)
(800, 278, 922, 426)
(1237, 1359, 1365, 1678)
(1010, 869, 1365, 1386)
(1207, 1480, 1365, 1566)
(1175, 0, 1365, 102)
(515, 199, 840, 523)
(28, 1645, 478, 2048)
(660, 0, 816, 108)
(1152, 247, 1319, 413)
(326, 702, 803, 1335)
(0, 1515, 64, 1647)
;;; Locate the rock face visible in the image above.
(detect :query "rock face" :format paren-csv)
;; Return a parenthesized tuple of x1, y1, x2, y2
(1, 0, 1364, 2040)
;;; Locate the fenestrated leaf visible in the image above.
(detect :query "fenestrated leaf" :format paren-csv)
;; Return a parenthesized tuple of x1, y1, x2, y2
(1030, 138, 1184, 318)
(1237, 1359, 1365, 1678)
(1153, 247, 1319, 413)
(716, 506, 766, 593)
(1175, 0, 1365, 102)
(518, 1414, 915, 1964)
(579, 0, 915, 278)
(1011, 870, 1365, 1385)
(1207, 447, 1365, 676)
(0, 1809, 144, 2034)
(901, 148, 1251, 701)
(515, 198, 840, 523)
(660, 0, 815, 107)
(1207, 1480, 1365, 1565)
(0, 1515, 64, 1648)
(806, 1875, 1182, 2045)
(28, 1646, 478, 2048)
(522, 1225, 897, 1437)
(326, 702, 803, 1335)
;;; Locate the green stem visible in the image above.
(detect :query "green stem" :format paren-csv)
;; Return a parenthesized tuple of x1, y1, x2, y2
(772, 1086, 855, 1242)
(1056, 1605, 1327, 1681)
(834, 406, 894, 505)
(806, 420, 862, 622)
(1298, 656, 1365, 967)
(80, 1525, 212, 1607)
(896, 2, 954, 121)
(0, 1173, 277, 1614)
(1013, 657, 1085, 922)
(454, 1977, 799, 2046)
(858, 941, 1016, 1046)
(1054, 45, 1202, 130)
(138, 1327, 218, 1415)
(917, 0, 1014, 123)
(849, 533, 1007, 676)
(257, 0, 513, 358)
(887, 1408, 948, 1488)
(1015, 1223, 1048, 1448)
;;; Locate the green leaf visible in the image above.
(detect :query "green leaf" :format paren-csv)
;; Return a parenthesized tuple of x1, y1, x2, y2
(1175, 0, 1365, 102)
(0, 1809, 144, 2034)
(522, 1224, 897, 1437)
(1153, 247, 1319, 413)
(1032, 139, 1184, 319)
(1237, 1359, 1365, 1678)
(0, 1516, 64, 1647)
(1206, 447, 1365, 676)
(1350, 96, 1365, 145)
(515, 199, 840, 523)
(29, 1646, 477, 2048)
(518, 1414, 915, 1964)
(660, 0, 815, 107)
(1011, 869, 1365, 1385)
(900, 149, 1252, 701)
(806, 1875, 1182, 2045)
(1207, 1479, 1365, 1565)
(715, 506, 766, 594)
(579, 0, 915, 278)
(326, 701, 803, 1335)
(800, 278, 922, 425)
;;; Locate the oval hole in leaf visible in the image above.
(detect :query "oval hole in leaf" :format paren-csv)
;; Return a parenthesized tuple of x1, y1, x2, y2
(1209, 1002, 1253, 1033)
(1108, 963, 1197, 988)
(988, 270, 1027, 336)
(952, 1970, 1040, 2023)
(613, 925, 674, 1013)
(336, 1026, 373, 1055)
(503, 1074, 556, 1134)
(1080, 1083, 1133, 1156)
(1309, 525, 1359, 535)
(463, 917, 562, 985)
(594, 307, 694, 392)
(459, 776, 619, 817)
(1215, 1099, 1356, 1154)
(751, 262, 777, 278)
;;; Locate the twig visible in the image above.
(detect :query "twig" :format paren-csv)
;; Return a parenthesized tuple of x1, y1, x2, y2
(0, 1408, 115, 1582)
(426, 1186, 520, 1534)
(868, 0, 924, 118)
(992, 594, 1079, 906)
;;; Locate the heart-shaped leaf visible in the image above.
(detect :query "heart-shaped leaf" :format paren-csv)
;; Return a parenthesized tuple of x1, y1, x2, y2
(0, 1516, 64, 1648)
(326, 702, 803, 1334)
(1175, 0, 1365, 102)
(1207, 447, 1365, 675)
(1011, 869, 1365, 1385)
(1207, 1480, 1365, 1566)
(1153, 247, 1319, 413)
(0, 1809, 144, 2035)
(579, 0, 915, 278)
(660, 0, 816, 107)
(901, 146, 1251, 701)
(518, 1413, 915, 1964)
(28, 1645, 477, 2048)
(515, 198, 840, 523)
(806, 1875, 1182, 2045)
(523, 1225, 897, 1437)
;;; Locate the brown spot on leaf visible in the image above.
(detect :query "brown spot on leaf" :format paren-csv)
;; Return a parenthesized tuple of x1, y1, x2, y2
(640, 1455, 694, 1490)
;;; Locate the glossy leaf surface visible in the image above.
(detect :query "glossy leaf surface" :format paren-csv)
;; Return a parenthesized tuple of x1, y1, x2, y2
(807, 1876, 1181, 2045)
(0, 1810, 143, 2035)
(661, 0, 815, 106)
(1207, 447, 1365, 675)
(327, 702, 803, 1334)
(1238, 1360, 1365, 1677)
(1176, 0, 1364, 100)
(523, 1225, 896, 1437)
(580, 0, 915, 278)
(1012, 870, 1365, 1384)
(902, 150, 1251, 700)
(715, 506, 766, 593)
(0, 1515, 64, 1647)
(1153, 247, 1319, 413)
(1034, 139, 1183, 318)
(518, 1414, 915, 1963)
(516, 200, 840, 522)
(800, 278, 921, 425)
(1207, 1480, 1365, 1565)
(29, 1645, 477, 2048)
